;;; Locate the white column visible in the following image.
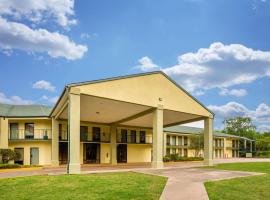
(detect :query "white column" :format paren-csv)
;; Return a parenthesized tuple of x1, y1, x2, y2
(152, 105, 164, 168)
(110, 126, 117, 165)
(68, 87, 81, 174)
(0, 117, 8, 149)
(204, 117, 213, 166)
(51, 117, 59, 166)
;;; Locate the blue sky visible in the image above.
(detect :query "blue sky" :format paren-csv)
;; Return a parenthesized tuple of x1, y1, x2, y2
(1, 0, 270, 131)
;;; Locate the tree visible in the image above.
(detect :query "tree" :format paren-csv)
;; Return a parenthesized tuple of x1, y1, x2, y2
(0, 149, 21, 164)
(223, 117, 257, 139)
(189, 134, 204, 157)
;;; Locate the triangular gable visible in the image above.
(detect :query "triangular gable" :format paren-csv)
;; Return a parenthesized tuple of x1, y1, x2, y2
(70, 72, 213, 118)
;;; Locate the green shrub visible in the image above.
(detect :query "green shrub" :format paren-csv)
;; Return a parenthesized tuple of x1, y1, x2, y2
(0, 164, 21, 169)
(255, 151, 270, 158)
(0, 149, 21, 164)
(163, 155, 203, 162)
(163, 156, 171, 162)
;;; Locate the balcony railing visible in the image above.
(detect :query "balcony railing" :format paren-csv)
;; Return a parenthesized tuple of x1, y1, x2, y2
(9, 129, 51, 140)
(59, 131, 111, 143)
(117, 134, 152, 144)
(167, 143, 188, 147)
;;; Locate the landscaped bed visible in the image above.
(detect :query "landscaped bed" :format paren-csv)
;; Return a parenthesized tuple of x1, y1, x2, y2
(0, 172, 167, 200)
(0, 164, 41, 169)
(205, 162, 270, 200)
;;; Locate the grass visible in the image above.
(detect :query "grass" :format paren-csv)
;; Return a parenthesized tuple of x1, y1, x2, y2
(205, 162, 270, 200)
(0, 172, 167, 200)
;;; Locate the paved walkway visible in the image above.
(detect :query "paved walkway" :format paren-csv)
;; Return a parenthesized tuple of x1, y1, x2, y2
(137, 167, 263, 200)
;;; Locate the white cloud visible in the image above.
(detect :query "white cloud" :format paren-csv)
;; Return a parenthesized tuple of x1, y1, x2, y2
(139, 42, 270, 94)
(41, 95, 58, 104)
(0, 0, 77, 28)
(0, 92, 33, 105)
(136, 56, 160, 71)
(33, 80, 55, 92)
(208, 101, 270, 124)
(219, 88, 247, 97)
(0, 1, 88, 60)
(0, 17, 87, 60)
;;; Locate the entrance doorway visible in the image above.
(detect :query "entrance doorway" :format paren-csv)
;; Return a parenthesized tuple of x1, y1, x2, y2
(84, 143, 100, 164)
(59, 142, 68, 164)
(117, 144, 127, 163)
(14, 148, 24, 165)
(30, 147, 39, 165)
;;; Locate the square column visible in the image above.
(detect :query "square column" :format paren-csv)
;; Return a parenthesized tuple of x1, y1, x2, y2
(223, 138, 226, 158)
(204, 117, 213, 166)
(0, 117, 8, 149)
(51, 117, 59, 166)
(152, 105, 164, 168)
(110, 126, 117, 165)
(68, 88, 81, 174)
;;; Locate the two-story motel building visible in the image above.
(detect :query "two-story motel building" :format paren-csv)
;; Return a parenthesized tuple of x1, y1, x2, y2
(1, 71, 220, 174)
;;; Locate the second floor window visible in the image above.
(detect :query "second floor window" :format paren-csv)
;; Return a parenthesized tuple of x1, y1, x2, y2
(93, 127, 101, 142)
(172, 136, 176, 146)
(25, 123, 34, 139)
(121, 129, 127, 143)
(178, 136, 182, 146)
(166, 135, 170, 145)
(10, 123, 19, 139)
(184, 136, 188, 146)
(80, 126, 88, 141)
(130, 130, 136, 143)
(140, 131, 146, 143)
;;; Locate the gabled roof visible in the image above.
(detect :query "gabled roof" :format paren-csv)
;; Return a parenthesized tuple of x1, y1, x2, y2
(0, 103, 52, 118)
(164, 125, 254, 141)
(50, 71, 214, 117)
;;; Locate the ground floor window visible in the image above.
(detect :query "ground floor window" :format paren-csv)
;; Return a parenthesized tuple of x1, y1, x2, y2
(171, 148, 176, 155)
(166, 148, 170, 156)
(14, 148, 24, 165)
(178, 148, 182, 156)
(184, 148, 188, 157)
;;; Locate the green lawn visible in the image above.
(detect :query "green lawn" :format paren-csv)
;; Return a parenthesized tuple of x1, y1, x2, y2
(205, 162, 270, 200)
(0, 172, 167, 200)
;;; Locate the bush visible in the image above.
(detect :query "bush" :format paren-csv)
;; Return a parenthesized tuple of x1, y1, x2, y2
(0, 164, 21, 169)
(0, 149, 20, 164)
(163, 156, 171, 162)
(163, 154, 204, 162)
(255, 151, 270, 158)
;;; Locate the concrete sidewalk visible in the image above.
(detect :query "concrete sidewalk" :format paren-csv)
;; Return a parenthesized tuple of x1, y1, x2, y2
(137, 167, 263, 200)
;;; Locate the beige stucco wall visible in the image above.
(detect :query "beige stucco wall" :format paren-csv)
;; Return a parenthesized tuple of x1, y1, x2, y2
(9, 141, 51, 165)
(127, 144, 151, 163)
(74, 73, 212, 117)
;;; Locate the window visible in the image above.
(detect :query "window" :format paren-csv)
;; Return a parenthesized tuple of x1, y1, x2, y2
(130, 130, 136, 143)
(178, 136, 182, 146)
(140, 131, 146, 143)
(14, 148, 24, 165)
(80, 126, 88, 141)
(92, 127, 101, 142)
(184, 148, 188, 157)
(10, 123, 19, 139)
(178, 148, 182, 156)
(184, 136, 188, 146)
(25, 123, 34, 139)
(172, 136, 176, 146)
(172, 148, 176, 155)
(166, 135, 170, 145)
(121, 129, 127, 143)
(166, 148, 170, 156)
